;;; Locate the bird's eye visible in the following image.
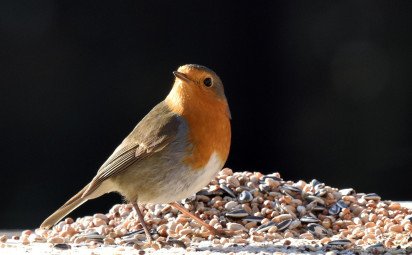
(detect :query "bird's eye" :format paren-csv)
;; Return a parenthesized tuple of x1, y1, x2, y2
(203, 77, 212, 87)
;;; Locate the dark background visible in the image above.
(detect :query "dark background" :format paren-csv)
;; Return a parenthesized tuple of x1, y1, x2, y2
(1, 1, 411, 228)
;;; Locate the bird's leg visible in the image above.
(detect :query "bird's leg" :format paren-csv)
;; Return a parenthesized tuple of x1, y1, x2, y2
(169, 202, 233, 237)
(132, 202, 153, 243)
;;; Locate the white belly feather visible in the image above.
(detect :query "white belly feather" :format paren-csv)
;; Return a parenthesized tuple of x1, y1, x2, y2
(151, 151, 224, 203)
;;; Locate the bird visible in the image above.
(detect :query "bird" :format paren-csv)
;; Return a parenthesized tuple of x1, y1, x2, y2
(40, 64, 232, 242)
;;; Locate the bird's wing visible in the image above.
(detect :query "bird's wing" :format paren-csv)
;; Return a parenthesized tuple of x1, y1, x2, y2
(80, 102, 183, 199)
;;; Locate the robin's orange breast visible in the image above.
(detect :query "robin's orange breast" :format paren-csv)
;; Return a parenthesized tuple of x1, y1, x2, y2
(165, 85, 231, 170)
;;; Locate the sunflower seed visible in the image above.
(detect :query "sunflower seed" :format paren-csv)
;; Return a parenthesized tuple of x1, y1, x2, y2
(307, 223, 328, 237)
(327, 239, 352, 247)
(123, 230, 144, 237)
(280, 185, 302, 195)
(242, 216, 264, 223)
(328, 204, 341, 215)
(315, 188, 327, 197)
(363, 193, 381, 201)
(287, 219, 301, 230)
(305, 195, 325, 205)
(310, 179, 322, 187)
(79, 232, 104, 240)
(226, 209, 249, 218)
(196, 189, 223, 197)
(365, 242, 385, 253)
(258, 184, 271, 193)
(123, 229, 157, 237)
(300, 215, 320, 223)
(261, 174, 283, 182)
(238, 190, 253, 203)
(256, 222, 276, 233)
(336, 200, 348, 209)
(220, 184, 236, 198)
(276, 219, 292, 231)
(339, 188, 355, 196)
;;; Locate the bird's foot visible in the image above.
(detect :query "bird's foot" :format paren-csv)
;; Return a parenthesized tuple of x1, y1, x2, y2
(169, 202, 235, 238)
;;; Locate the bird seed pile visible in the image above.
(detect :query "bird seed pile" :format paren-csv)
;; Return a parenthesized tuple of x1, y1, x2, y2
(4, 168, 412, 253)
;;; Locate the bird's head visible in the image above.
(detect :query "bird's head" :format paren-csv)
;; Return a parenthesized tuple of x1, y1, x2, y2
(166, 64, 231, 119)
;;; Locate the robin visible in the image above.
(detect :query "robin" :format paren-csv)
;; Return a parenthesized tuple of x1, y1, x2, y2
(40, 64, 232, 241)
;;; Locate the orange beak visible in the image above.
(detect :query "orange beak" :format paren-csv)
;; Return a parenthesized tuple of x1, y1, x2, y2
(173, 71, 191, 83)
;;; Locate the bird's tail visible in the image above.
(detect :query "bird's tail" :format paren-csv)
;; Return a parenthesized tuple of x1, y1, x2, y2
(40, 185, 89, 229)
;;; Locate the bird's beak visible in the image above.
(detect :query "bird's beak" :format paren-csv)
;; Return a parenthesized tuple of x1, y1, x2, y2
(173, 71, 191, 83)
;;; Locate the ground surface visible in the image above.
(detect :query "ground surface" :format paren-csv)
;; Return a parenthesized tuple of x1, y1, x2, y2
(1, 202, 411, 255)
(2, 168, 411, 255)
